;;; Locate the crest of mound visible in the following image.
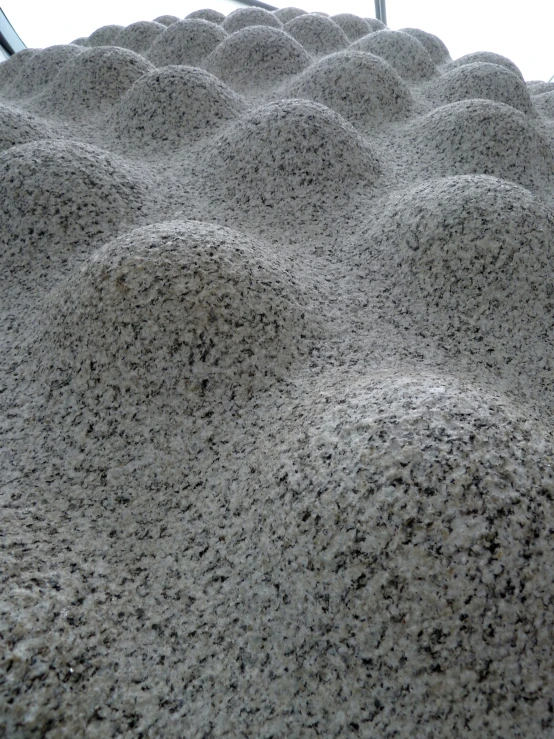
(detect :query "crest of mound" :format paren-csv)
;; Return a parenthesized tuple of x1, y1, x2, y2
(185, 8, 225, 23)
(273, 7, 307, 23)
(0, 103, 54, 152)
(111, 66, 246, 149)
(6, 45, 84, 99)
(533, 90, 554, 118)
(7, 44, 84, 98)
(0, 48, 38, 94)
(114, 21, 166, 53)
(153, 15, 180, 26)
(427, 62, 533, 115)
(447, 51, 523, 80)
(400, 27, 450, 64)
(330, 13, 371, 41)
(364, 17, 386, 30)
(286, 50, 413, 127)
(353, 174, 554, 362)
(416, 99, 554, 189)
(352, 29, 436, 81)
(39, 220, 320, 411)
(35, 47, 154, 118)
(266, 370, 554, 722)
(222, 7, 283, 34)
(283, 14, 349, 56)
(205, 26, 311, 92)
(203, 99, 380, 220)
(528, 81, 554, 95)
(0, 140, 147, 266)
(86, 24, 124, 47)
(147, 19, 227, 67)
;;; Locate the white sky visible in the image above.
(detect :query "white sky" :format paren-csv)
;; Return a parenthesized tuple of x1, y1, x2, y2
(2, 0, 553, 82)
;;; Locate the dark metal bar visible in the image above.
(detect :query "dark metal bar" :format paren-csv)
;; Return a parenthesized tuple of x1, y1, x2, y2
(0, 7, 26, 55)
(236, 0, 278, 10)
(380, 0, 387, 26)
(374, 0, 387, 25)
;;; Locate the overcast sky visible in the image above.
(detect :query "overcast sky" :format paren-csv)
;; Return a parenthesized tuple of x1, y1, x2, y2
(2, 0, 553, 82)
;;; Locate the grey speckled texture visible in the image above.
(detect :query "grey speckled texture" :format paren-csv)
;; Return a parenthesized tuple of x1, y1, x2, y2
(1, 7, 554, 739)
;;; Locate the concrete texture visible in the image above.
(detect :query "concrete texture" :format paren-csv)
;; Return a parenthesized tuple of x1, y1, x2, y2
(1, 7, 554, 738)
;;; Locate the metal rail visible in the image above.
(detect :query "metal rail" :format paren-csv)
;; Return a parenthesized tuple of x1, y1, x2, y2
(0, 7, 26, 55)
(374, 0, 387, 25)
(236, 0, 278, 10)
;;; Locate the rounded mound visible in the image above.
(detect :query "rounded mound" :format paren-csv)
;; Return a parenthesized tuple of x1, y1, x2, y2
(354, 174, 554, 354)
(205, 26, 311, 92)
(38, 220, 320, 411)
(37, 46, 154, 117)
(265, 370, 554, 733)
(7, 45, 84, 99)
(400, 27, 450, 63)
(364, 17, 386, 31)
(203, 99, 380, 217)
(114, 20, 166, 53)
(0, 48, 38, 95)
(330, 13, 371, 41)
(86, 24, 124, 47)
(528, 81, 554, 95)
(111, 66, 246, 148)
(222, 7, 283, 34)
(352, 29, 436, 81)
(185, 8, 225, 24)
(533, 90, 554, 118)
(0, 140, 147, 264)
(147, 19, 227, 67)
(153, 15, 180, 26)
(283, 14, 349, 56)
(287, 50, 413, 127)
(0, 103, 53, 153)
(416, 99, 554, 189)
(273, 7, 307, 23)
(427, 62, 533, 114)
(447, 51, 523, 80)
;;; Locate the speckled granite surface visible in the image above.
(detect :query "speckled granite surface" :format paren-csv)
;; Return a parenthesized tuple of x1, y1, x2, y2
(1, 8, 554, 738)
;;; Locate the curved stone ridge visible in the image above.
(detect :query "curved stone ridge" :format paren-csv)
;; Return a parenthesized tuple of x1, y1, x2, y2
(0, 139, 148, 263)
(5, 45, 83, 98)
(2, 8, 554, 739)
(35, 220, 322, 411)
(34, 46, 154, 117)
(0, 102, 53, 152)
(286, 49, 413, 126)
(111, 66, 246, 148)
(185, 8, 225, 23)
(273, 6, 307, 23)
(114, 20, 166, 53)
(426, 61, 533, 114)
(86, 24, 124, 47)
(222, 6, 283, 34)
(415, 99, 554, 189)
(446, 50, 524, 79)
(153, 15, 180, 26)
(147, 19, 227, 67)
(203, 98, 380, 218)
(205, 26, 311, 91)
(352, 29, 437, 81)
(283, 13, 349, 56)
(400, 26, 450, 63)
(330, 13, 372, 40)
(354, 174, 554, 355)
